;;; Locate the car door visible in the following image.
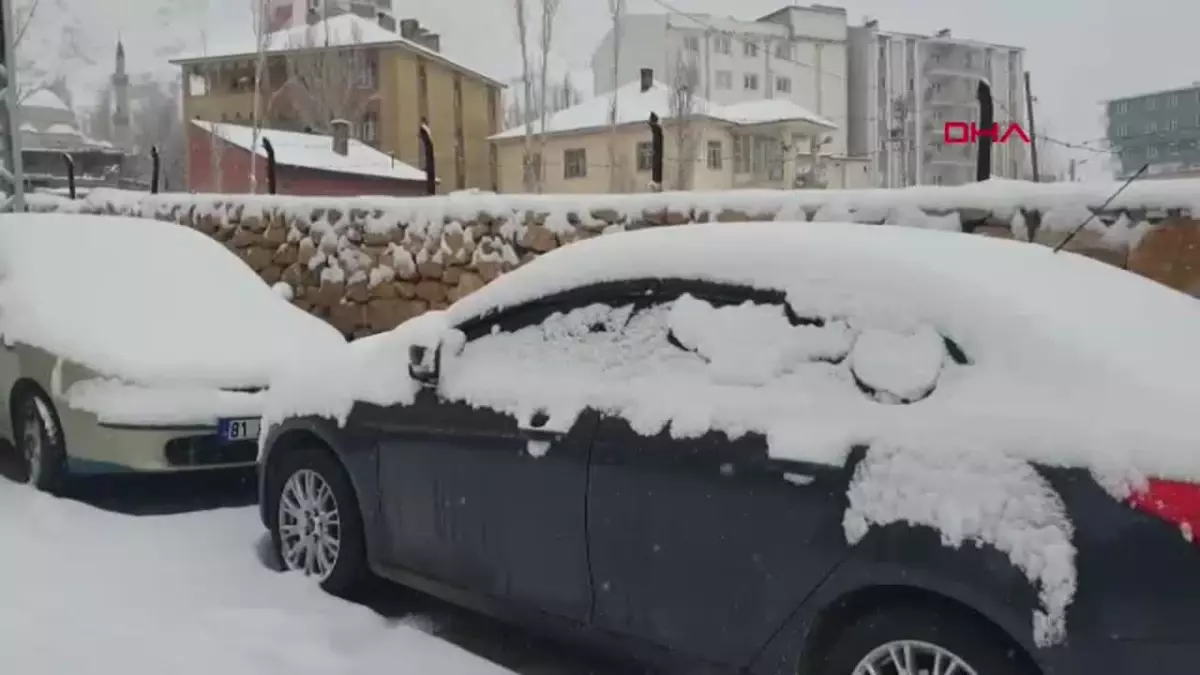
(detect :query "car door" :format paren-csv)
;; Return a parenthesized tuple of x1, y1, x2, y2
(360, 285, 651, 621)
(0, 336, 23, 439)
(585, 283, 853, 667)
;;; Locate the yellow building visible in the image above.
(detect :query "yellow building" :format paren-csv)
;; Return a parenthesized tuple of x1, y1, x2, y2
(491, 69, 870, 194)
(172, 14, 505, 193)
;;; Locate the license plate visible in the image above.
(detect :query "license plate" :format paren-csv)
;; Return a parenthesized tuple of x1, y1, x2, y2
(218, 418, 260, 442)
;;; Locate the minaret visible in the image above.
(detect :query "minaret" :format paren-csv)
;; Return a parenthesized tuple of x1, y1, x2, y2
(111, 39, 131, 151)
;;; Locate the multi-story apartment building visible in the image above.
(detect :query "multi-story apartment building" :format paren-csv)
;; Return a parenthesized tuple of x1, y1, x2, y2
(267, 0, 398, 32)
(173, 14, 504, 193)
(846, 23, 1029, 187)
(590, 4, 849, 156)
(1105, 84, 1200, 179)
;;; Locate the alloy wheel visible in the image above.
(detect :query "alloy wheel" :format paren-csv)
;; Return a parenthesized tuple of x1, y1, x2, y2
(21, 404, 43, 485)
(851, 639, 978, 675)
(277, 468, 343, 581)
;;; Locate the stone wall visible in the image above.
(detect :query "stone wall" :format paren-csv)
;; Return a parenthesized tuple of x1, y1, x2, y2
(28, 182, 1200, 337)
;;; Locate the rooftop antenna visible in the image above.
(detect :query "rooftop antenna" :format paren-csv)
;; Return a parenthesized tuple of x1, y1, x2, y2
(1053, 163, 1149, 254)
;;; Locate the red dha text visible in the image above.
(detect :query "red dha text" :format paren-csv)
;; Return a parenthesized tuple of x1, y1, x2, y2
(943, 122, 1031, 144)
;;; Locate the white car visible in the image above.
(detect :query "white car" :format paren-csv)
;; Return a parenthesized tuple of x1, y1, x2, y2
(0, 213, 346, 491)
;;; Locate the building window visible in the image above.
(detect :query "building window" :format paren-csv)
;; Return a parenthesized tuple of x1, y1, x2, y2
(775, 76, 791, 93)
(360, 112, 378, 142)
(564, 148, 587, 178)
(1148, 121, 1158, 133)
(714, 35, 731, 54)
(715, 70, 732, 89)
(635, 141, 653, 172)
(683, 35, 700, 52)
(1117, 123, 1128, 136)
(774, 42, 790, 60)
(707, 140, 722, 169)
(743, 40, 758, 58)
(733, 135, 751, 173)
(1146, 97, 1156, 110)
(1170, 118, 1179, 131)
(743, 74, 758, 90)
(1147, 145, 1158, 158)
(1169, 94, 1179, 107)
(1117, 101, 1127, 113)
(530, 152, 542, 181)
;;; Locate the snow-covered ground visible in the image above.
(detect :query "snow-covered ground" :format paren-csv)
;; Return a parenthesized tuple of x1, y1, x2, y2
(0, 480, 514, 675)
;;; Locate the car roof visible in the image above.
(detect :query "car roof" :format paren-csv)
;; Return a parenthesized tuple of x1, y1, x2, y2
(444, 221, 1200, 401)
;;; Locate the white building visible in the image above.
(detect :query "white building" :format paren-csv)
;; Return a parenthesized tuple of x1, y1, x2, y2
(491, 71, 870, 194)
(266, 0, 396, 32)
(846, 23, 1029, 187)
(590, 5, 850, 157)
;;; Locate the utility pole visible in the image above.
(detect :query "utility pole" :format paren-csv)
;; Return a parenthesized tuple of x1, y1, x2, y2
(0, 0, 25, 211)
(1024, 70, 1040, 182)
(1069, 158, 1076, 182)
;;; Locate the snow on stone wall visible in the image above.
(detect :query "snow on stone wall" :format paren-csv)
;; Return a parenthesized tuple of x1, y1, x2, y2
(26, 179, 1200, 336)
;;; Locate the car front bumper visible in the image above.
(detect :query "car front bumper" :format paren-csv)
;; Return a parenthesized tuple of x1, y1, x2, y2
(63, 419, 258, 474)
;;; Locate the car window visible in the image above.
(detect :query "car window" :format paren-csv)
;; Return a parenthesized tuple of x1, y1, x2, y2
(437, 284, 971, 433)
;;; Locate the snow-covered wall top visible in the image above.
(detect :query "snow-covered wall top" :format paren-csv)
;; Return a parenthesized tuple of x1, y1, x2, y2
(26, 178, 1200, 336)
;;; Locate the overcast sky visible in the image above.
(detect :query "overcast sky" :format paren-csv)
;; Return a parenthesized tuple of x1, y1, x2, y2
(390, 0, 1189, 179)
(78, 0, 1188, 180)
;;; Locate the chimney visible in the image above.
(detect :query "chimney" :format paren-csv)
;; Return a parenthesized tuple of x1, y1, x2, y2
(418, 33, 440, 52)
(399, 18, 420, 39)
(306, 8, 319, 25)
(331, 119, 350, 156)
(639, 68, 653, 92)
(378, 12, 396, 32)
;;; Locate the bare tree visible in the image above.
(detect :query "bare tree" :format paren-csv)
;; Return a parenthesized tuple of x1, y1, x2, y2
(131, 79, 186, 189)
(503, 72, 584, 128)
(83, 85, 114, 142)
(605, 0, 626, 192)
(512, 0, 535, 191)
(532, 0, 562, 193)
(11, 0, 42, 102)
(668, 51, 700, 190)
(281, 21, 379, 134)
(247, 0, 271, 193)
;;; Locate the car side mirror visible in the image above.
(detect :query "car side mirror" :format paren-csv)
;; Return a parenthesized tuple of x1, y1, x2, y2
(408, 343, 439, 384)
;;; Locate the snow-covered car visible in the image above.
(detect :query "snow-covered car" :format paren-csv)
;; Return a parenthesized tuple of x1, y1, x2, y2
(0, 213, 346, 491)
(259, 221, 1200, 675)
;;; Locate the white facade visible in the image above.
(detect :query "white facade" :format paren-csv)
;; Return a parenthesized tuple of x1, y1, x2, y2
(267, 0, 395, 31)
(590, 5, 850, 156)
(846, 25, 1028, 187)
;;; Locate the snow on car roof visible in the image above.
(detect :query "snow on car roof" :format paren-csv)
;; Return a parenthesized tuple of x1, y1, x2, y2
(266, 220, 1200, 488)
(0, 213, 346, 388)
(447, 221, 1200, 389)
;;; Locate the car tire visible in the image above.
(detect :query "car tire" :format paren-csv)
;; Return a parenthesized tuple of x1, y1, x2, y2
(266, 444, 368, 596)
(819, 604, 1034, 675)
(12, 390, 67, 493)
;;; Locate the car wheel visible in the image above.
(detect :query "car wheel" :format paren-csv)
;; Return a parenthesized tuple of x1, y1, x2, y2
(266, 444, 368, 596)
(12, 390, 67, 493)
(818, 605, 1034, 675)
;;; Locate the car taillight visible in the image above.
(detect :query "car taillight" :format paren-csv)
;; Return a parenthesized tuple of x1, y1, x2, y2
(1129, 479, 1200, 546)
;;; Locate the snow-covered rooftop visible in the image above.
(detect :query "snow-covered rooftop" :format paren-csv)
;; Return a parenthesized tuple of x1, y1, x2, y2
(44, 123, 79, 135)
(172, 14, 505, 87)
(193, 120, 425, 183)
(22, 89, 70, 111)
(491, 79, 837, 140)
